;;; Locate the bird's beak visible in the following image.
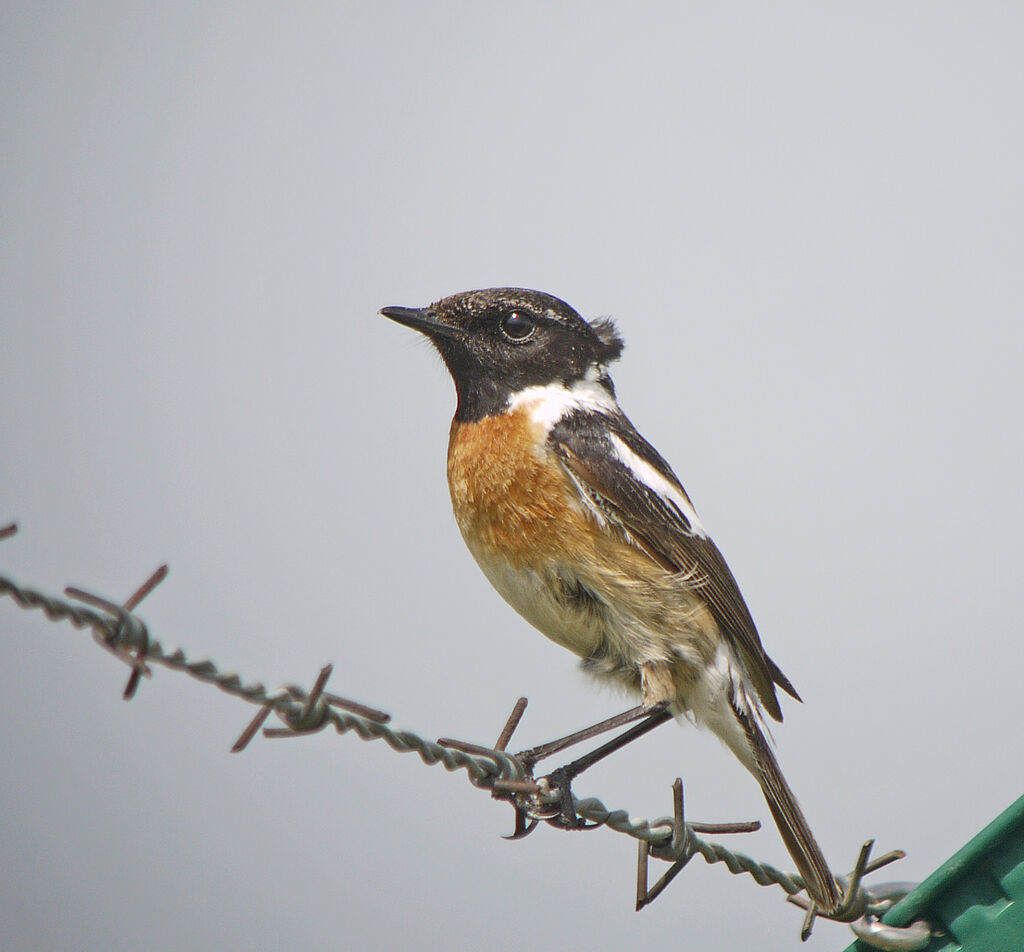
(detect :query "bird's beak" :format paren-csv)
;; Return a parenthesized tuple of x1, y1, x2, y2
(379, 305, 463, 341)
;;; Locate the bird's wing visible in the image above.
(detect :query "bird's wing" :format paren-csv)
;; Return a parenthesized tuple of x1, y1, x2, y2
(548, 410, 799, 721)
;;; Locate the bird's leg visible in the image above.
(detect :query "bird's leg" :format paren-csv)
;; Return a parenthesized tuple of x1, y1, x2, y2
(518, 660, 677, 768)
(544, 707, 674, 827)
(517, 703, 663, 769)
(639, 660, 676, 709)
(513, 663, 677, 827)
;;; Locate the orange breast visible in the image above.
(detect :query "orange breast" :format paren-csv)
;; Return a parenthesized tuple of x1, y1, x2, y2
(445, 407, 715, 679)
(447, 409, 595, 568)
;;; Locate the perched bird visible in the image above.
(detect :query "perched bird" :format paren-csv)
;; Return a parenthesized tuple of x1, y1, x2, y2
(381, 288, 840, 912)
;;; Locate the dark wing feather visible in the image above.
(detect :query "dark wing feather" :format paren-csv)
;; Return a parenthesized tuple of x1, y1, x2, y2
(549, 410, 799, 721)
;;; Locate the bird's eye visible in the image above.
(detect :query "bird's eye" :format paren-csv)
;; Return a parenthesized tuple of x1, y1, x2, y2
(500, 310, 536, 342)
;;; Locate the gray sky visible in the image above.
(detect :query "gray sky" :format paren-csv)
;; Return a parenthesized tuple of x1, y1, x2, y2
(2, 4, 1022, 949)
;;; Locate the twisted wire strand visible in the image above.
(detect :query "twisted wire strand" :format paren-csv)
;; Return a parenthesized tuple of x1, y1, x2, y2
(0, 575, 519, 786)
(0, 571, 811, 899)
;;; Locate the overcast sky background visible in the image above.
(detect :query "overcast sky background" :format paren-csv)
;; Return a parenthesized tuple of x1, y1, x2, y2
(2, 4, 1022, 950)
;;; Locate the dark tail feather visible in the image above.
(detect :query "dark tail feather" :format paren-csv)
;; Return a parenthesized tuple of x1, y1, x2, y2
(740, 710, 841, 913)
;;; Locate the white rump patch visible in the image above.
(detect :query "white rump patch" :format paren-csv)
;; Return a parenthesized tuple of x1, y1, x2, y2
(608, 433, 708, 538)
(686, 644, 766, 773)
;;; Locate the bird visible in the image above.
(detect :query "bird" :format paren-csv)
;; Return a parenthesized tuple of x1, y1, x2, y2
(380, 287, 841, 912)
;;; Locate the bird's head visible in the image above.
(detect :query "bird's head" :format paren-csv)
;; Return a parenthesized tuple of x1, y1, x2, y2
(381, 287, 623, 421)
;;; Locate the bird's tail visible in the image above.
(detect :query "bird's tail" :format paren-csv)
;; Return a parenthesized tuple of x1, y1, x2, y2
(738, 709, 842, 913)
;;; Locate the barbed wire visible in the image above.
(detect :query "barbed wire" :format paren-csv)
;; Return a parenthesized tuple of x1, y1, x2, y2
(0, 528, 929, 948)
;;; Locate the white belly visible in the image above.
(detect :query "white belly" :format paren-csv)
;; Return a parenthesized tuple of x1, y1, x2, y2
(467, 542, 607, 660)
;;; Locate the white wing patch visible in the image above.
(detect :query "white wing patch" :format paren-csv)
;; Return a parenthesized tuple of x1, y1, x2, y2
(608, 432, 708, 539)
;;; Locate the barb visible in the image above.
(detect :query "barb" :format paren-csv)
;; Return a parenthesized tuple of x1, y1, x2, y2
(0, 565, 912, 943)
(65, 563, 169, 698)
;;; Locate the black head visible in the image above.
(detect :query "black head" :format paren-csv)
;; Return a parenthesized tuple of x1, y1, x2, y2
(380, 288, 624, 422)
